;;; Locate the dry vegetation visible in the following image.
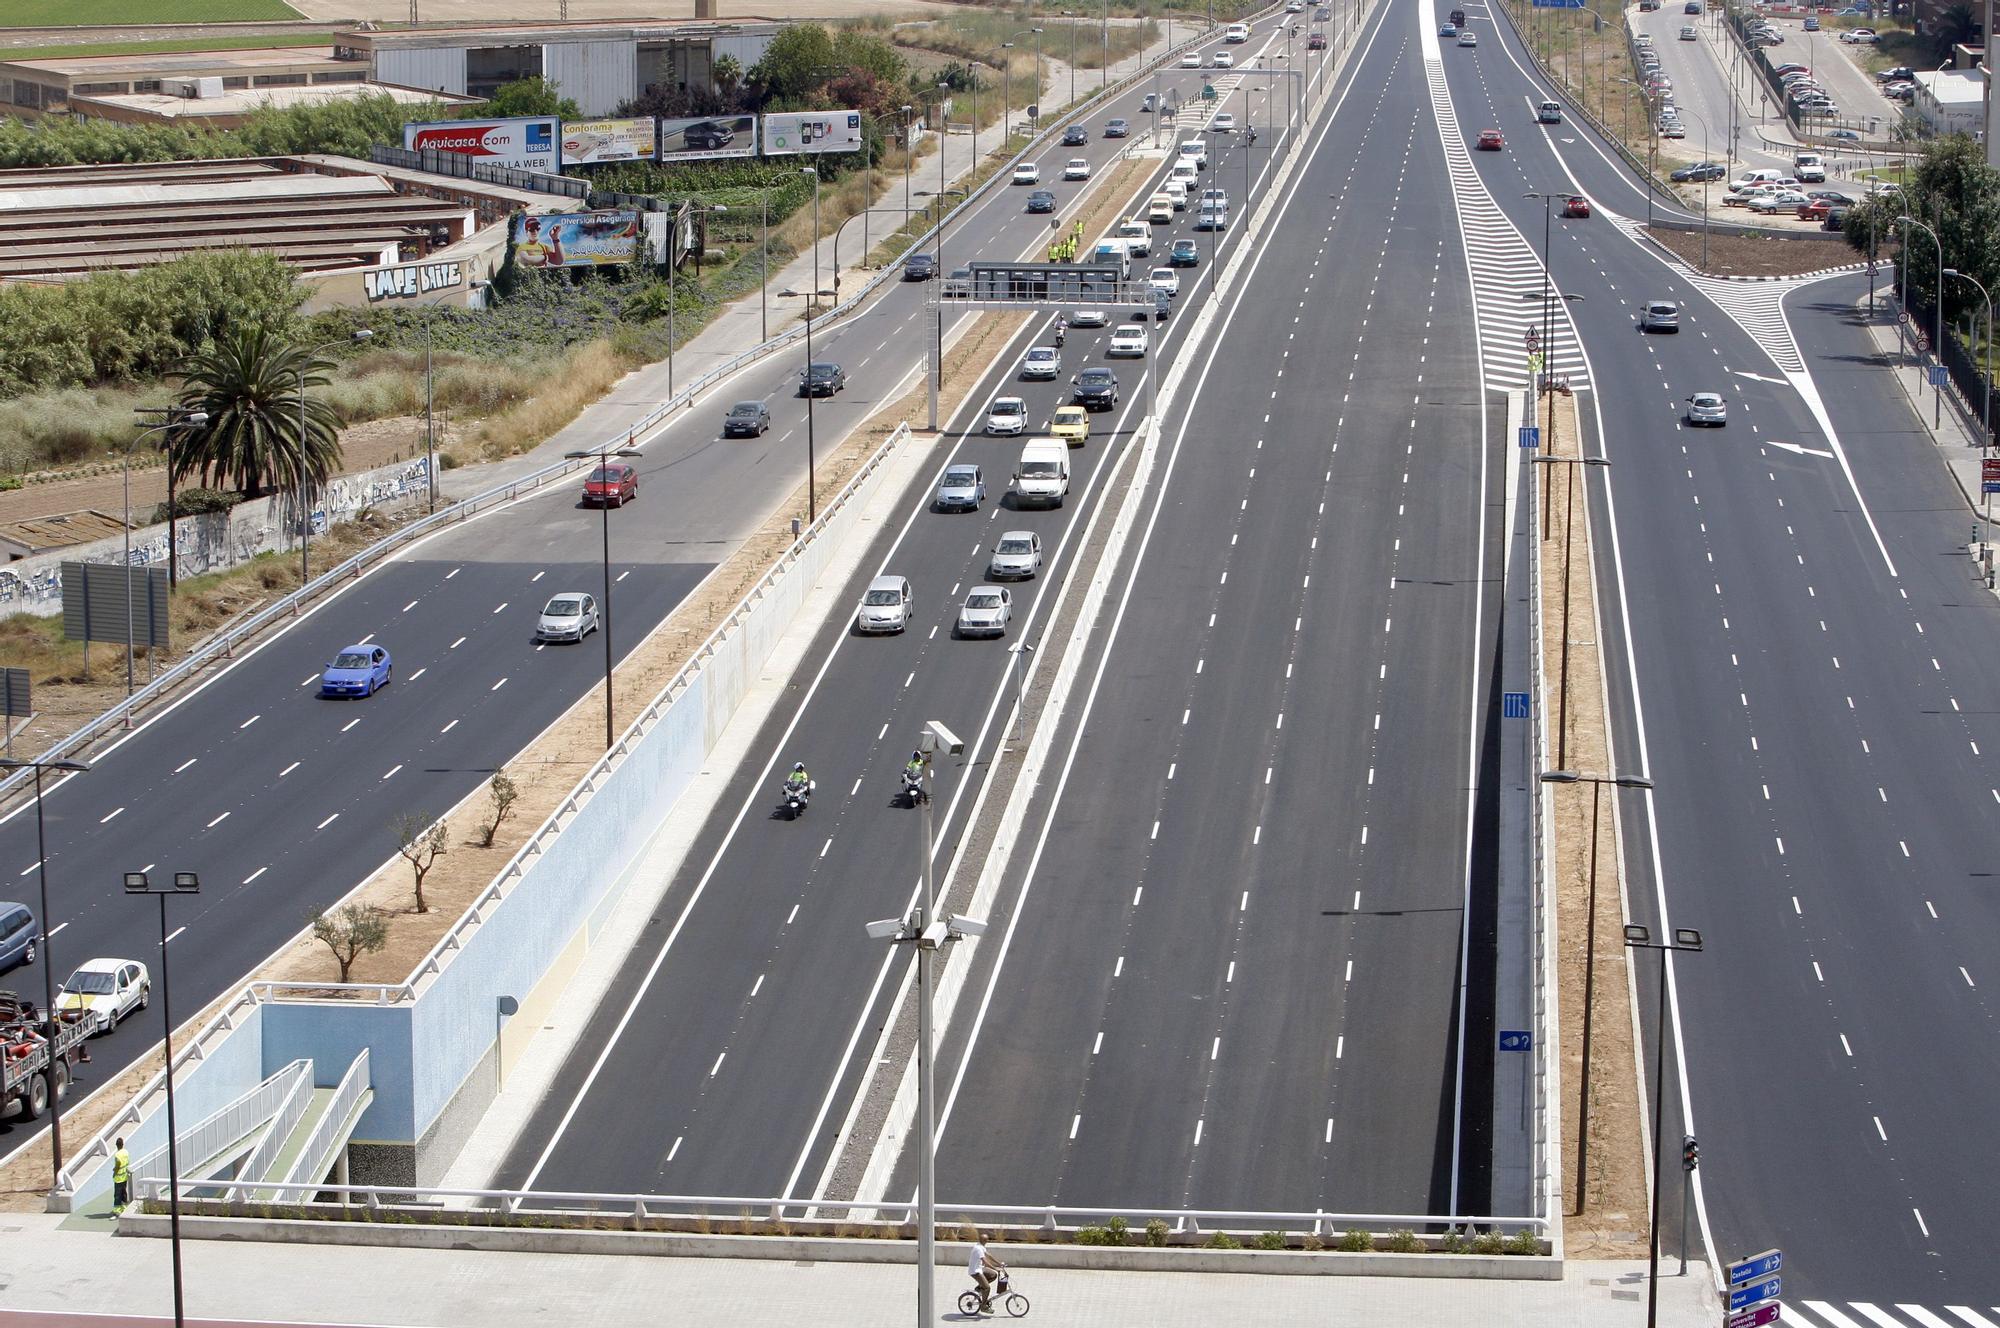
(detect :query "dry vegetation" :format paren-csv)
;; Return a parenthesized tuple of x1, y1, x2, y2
(1644, 225, 1858, 278)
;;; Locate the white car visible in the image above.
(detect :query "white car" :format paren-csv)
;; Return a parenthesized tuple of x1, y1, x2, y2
(1748, 189, 1809, 214)
(1020, 345, 1062, 379)
(56, 958, 150, 1034)
(1108, 324, 1149, 357)
(535, 592, 599, 642)
(856, 575, 913, 634)
(1181, 51, 1202, 67)
(1212, 51, 1233, 67)
(1840, 27, 1877, 42)
(985, 396, 1028, 435)
(1213, 111, 1236, 132)
(989, 531, 1043, 580)
(956, 585, 1013, 638)
(1012, 162, 1041, 185)
(1063, 157, 1091, 180)
(1679, 24, 1698, 38)
(1148, 267, 1180, 297)
(1661, 122, 1686, 138)
(1068, 309, 1110, 328)
(1457, 29, 1479, 45)
(1685, 392, 1728, 426)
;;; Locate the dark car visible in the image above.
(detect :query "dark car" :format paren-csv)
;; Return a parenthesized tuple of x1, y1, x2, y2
(1821, 207, 1849, 232)
(1026, 189, 1058, 214)
(0, 900, 38, 973)
(903, 252, 937, 281)
(1104, 118, 1130, 137)
(582, 462, 638, 506)
(1072, 367, 1119, 410)
(1168, 238, 1200, 267)
(722, 400, 771, 436)
(1307, 31, 1327, 49)
(1670, 162, 1727, 182)
(800, 362, 846, 397)
(1875, 65, 1913, 82)
(682, 120, 736, 151)
(1062, 124, 1089, 146)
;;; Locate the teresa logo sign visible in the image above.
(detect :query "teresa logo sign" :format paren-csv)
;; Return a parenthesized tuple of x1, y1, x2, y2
(364, 261, 465, 302)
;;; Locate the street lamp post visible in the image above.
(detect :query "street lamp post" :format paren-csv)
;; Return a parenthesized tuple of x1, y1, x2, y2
(1944, 267, 1994, 585)
(123, 410, 205, 699)
(832, 208, 911, 296)
(779, 286, 837, 524)
(418, 280, 488, 512)
(918, 186, 966, 432)
(1538, 769, 1653, 1214)
(562, 444, 644, 752)
(1532, 453, 1610, 769)
(0, 755, 90, 1184)
(1896, 215, 1944, 428)
(1625, 923, 1704, 1328)
(295, 331, 372, 594)
(1062, 11, 1078, 104)
(865, 720, 981, 1328)
(124, 868, 200, 1328)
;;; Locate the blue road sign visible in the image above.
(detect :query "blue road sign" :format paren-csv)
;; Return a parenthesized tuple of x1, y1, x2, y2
(1984, 481, 2000, 494)
(1518, 425, 1541, 450)
(1531, 0, 1585, 7)
(1503, 691, 1530, 719)
(1728, 1250, 1782, 1286)
(1498, 1030, 1533, 1051)
(1929, 365, 1949, 386)
(1729, 1275, 1781, 1313)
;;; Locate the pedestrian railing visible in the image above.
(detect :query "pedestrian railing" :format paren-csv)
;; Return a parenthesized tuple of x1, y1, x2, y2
(127, 1058, 308, 1187)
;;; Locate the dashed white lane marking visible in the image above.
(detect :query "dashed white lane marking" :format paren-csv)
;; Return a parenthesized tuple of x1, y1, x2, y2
(316, 813, 339, 830)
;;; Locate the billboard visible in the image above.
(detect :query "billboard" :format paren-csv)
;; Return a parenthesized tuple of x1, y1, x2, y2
(403, 116, 560, 173)
(561, 117, 657, 166)
(762, 109, 865, 156)
(658, 114, 758, 162)
(512, 211, 643, 269)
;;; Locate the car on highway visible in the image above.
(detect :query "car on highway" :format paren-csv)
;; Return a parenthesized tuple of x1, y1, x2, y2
(799, 362, 846, 396)
(1149, 267, 1180, 297)
(1826, 128, 1861, 141)
(1458, 28, 1479, 45)
(722, 400, 770, 436)
(1141, 91, 1158, 111)
(1213, 112, 1236, 132)
(1639, 300, 1681, 332)
(1439, 21, 1457, 36)
(1072, 367, 1120, 409)
(1563, 195, 1591, 218)
(1105, 118, 1131, 136)
(1683, 0, 1700, 11)
(1196, 201, 1229, 230)
(1026, 189, 1058, 214)
(1063, 124, 1089, 146)
(1671, 162, 1728, 182)
(985, 396, 1029, 436)
(934, 463, 987, 512)
(1686, 392, 1728, 426)
(1212, 51, 1233, 67)
(1012, 162, 1041, 185)
(55, 958, 149, 1034)
(1148, 194, 1174, 224)
(1286, 0, 1305, 10)
(1064, 158, 1092, 180)
(1168, 238, 1201, 266)
(1308, 31, 1327, 49)
(1048, 405, 1091, 446)
(0, 901, 39, 972)
(1476, 128, 1505, 150)
(1538, 100, 1563, 123)
(1679, 23, 1697, 38)
(903, 253, 937, 281)
(956, 586, 1013, 638)
(1840, 26, 1878, 41)
(582, 462, 639, 506)
(856, 575, 913, 634)
(535, 592, 599, 642)
(1802, 12, 1819, 28)
(1021, 345, 1062, 379)
(989, 531, 1044, 580)
(1181, 51, 1202, 67)
(1108, 324, 1148, 357)
(1068, 309, 1110, 328)
(320, 644, 392, 697)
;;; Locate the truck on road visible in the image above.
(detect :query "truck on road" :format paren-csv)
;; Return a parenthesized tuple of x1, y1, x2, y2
(2, 994, 89, 1123)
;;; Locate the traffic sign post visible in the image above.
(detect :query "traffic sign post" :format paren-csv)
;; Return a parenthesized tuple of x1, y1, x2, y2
(1725, 1306, 1780, 1328)
(1518, 425, 1541, 450)
(1728, 1275, 1780, 1314)
(1503, 691, 1530, 719)
(1929, 364, 1949, 387)
(1498, 1030, 1532, 1051)
(1728, 1250, 1782, 1286)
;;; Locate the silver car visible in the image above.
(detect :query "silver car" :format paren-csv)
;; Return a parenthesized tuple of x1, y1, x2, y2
(986, 397, 1028, 435)
(857, 575, 913, 633)
(989, 530, 1044, 580)
(1020, 346, 1062, 380)
(1685, 392, 1728, 426)
(934, 463, 986, 512)
(536, 592, 599, 642)
(956, 585, 1013, 638)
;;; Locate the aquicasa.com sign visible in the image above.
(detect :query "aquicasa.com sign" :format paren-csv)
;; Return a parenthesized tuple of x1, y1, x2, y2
(402, 116, 561, 173)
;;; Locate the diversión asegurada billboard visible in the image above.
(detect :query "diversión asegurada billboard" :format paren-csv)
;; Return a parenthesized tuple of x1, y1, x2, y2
(761, 110, 864, 156)
(511, 211, 642, 268)
(403, 116, 561, 173)
(658, 114, 759, 162)
(560, 117, 657, 166)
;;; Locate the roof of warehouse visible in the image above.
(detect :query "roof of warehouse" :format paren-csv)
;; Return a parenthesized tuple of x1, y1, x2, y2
(0, 236, 400, 277)
(0, 46, 350, 78)
(1914, 69, 1986, 106)
(341, 17, 782, 47)
(71, 82, 474, 120)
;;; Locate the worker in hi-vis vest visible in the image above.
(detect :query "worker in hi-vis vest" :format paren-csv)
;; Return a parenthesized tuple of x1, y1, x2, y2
(112, 1137, 131, 1211)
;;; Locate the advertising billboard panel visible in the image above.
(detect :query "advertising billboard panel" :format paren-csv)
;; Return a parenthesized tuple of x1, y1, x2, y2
(561, 117, 657, 166)
(512, 211, 643, 269)
(658, 114, 758, 161)
(403, 116, 561, 173)
(761, 110, 865, 156)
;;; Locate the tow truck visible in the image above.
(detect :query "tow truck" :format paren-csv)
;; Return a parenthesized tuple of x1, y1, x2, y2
(2, 992, 90, 1122)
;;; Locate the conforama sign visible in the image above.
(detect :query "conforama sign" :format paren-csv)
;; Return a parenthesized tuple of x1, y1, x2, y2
(402, 116, 560, 173)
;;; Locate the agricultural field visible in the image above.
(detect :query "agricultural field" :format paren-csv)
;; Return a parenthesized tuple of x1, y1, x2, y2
(5, 0, 304, 24)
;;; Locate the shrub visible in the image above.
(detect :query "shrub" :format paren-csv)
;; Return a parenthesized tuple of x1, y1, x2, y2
(1144, 1218, 1170, 1247)
(1251, 1230, 1288, 1251)
(1204, 1231, 1242, 1250)
(1338, 1228, 1375, 1253)
(1384, 1229, 1423, 1253)
(161, 488, 242, 520)
(439, 452, 463, 470)
(1301, 1232, 1326, 1252)
(1472, 1231, 1507, 1255)
(1105, 1215, 1129, 1246)
(1504, 1228, 1543, 1256)
(1440, 1230, 1468, 1254)
(1074, 1225, 1114, 1245)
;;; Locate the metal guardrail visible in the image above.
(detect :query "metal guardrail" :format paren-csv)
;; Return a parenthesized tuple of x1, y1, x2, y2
(130, 1177, 1552, 1238)
(129, 1059, 307, 1185)
(277, 1048, 370, 1196)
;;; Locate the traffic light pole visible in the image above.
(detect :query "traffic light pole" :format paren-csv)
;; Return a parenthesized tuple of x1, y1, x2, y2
(1679, 1134, 1697, 1275)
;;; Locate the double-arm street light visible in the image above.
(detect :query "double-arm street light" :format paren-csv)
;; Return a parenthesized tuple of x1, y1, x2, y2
(0, 754, 90, 1184)
(1061, 11, 1079, 104)
(780, 286, 838, 524)
(1895, 215, 1944, 427)
(563, 444, 644, 751)
(1002, 28, 1044, 140)
(296, 330, 372, 593)
(1625, 922, 1704, 1328)
(124, 408, 206, 697)
(1538, 769, 1653, 1214)
(420, 280, 488, 513)
(124, 868, 200, 1328)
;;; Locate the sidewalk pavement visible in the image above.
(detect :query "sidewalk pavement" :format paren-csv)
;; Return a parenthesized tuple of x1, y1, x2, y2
(1856, 284, 1996, 532)
(0, 1210, 1721, 1327)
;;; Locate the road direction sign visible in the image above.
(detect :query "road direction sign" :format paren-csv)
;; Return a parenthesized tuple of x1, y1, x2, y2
(1518, 426, 1541, 450)
(1728, 1275, 1781, 1313)
(1728, 1250, 1782, 1286)
(1725, 1305, 1780, 1328)
(1498, 1030, 1532, 1051)
(1984, 458, 2000, 483)
(1929, 365, 1948, 386)
(1984, 481, 2000, 494)
(1503, 691, 1530, 719)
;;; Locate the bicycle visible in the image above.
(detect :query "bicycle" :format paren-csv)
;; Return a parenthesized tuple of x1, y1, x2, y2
(957, 1274, 1030, 1318)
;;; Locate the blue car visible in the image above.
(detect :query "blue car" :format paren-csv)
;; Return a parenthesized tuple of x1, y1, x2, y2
(320, 644, 392, 698)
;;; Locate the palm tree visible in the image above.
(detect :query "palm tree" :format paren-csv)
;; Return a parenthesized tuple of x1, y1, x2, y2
(172, 324, 341, 500)
(1929, 2, 1978, 59)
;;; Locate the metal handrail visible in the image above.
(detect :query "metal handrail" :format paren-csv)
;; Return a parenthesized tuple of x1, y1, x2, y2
(230, 1061, 314, 1196)
(276, 1048, 370, 1195)
(127, 1058, 308, 1184)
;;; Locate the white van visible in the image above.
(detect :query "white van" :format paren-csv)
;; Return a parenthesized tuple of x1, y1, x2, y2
(1114, 219, 1152, 257)
(1731, 168, 1785, 190)
(1536, 101, 1563, 123)
(1169, 160, 1200, 187)
(1224, 22, 1251, 41)
(1793, 151, 1826, 183)
(1013, 440, 1071, 509)
(1091, 239, 1132, 277)
(1164, 180, 1188, 210)
(1177, 138, 1209, 171)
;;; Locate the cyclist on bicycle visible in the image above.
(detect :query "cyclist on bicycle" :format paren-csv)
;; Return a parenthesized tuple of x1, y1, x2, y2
(968, 1232, 1006, 1312)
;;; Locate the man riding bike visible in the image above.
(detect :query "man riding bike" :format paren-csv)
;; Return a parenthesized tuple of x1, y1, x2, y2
(786, 761, 811, 791)
(967, 1233, 1006, 1312)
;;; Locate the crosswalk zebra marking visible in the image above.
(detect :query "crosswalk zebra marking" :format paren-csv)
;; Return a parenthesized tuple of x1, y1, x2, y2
(1784, 1303, 2000, 1328)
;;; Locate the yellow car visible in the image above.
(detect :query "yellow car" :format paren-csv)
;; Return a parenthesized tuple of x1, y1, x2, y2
(1048, 405, 1090, 447)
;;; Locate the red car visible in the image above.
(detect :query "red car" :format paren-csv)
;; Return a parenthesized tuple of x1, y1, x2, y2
(582, 462, 639, 507)
(1476, 128, 1505, 150)
(1307, 31, 1327, 49)
(1797, 198, 1833, 221)
(1563, 195, 1591, 218)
